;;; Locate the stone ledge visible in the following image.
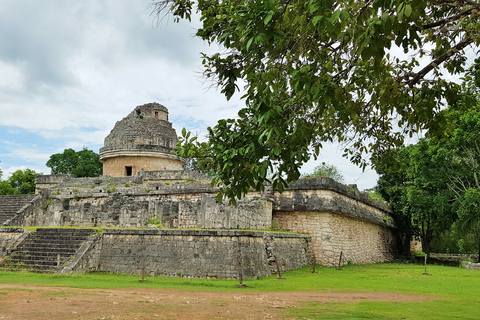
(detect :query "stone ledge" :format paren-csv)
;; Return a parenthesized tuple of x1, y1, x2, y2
(102, 229, 310, 239)
(99, 149, 182, 161)
(286, 177, 390, 212)
(274, 188, 395, 228)
(464, 262, 480, 270)
(35, 174, 75, 185)
(0, 228, 26, 233)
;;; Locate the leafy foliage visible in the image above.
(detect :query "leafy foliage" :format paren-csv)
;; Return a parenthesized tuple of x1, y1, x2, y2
(363, 187, 384, 201)
(154, 0, 480, 202)
(301, 162, 344, 183)
(46, 148, 102, 177)
(446, 106, 480, 260)
(377, 139, 457, 255)
(0, 169, 38, 195)
(377, 97, 480, 256)
(0, 181, 16, 195)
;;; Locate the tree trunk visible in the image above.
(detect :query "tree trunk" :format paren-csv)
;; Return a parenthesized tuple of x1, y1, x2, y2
(477, 235, 480, 263)
(421, 221, 433, 258)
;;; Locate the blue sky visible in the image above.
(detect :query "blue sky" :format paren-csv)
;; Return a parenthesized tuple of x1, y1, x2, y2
(0, 0, 379, 190)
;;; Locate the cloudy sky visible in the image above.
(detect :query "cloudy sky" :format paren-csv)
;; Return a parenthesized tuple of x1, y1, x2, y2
(0, 0, 379, 190)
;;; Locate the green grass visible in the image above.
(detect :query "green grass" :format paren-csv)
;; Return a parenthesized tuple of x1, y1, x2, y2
(0, 263, 478, 319)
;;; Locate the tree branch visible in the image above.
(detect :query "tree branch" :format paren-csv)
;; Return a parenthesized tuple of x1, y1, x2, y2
(423, 8, 475, 29)
(407, 36, 475, 87)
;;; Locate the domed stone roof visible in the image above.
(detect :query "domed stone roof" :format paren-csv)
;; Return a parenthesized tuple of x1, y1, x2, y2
(99, 103, 185, 176)
(100, 102, 178, 154)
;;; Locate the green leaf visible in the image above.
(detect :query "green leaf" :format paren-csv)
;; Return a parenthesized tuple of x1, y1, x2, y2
(404, 5, 412, 18)
(246, 37, 254, 51)
(312, 15, 323, 26)
(264, 11, 274, 25)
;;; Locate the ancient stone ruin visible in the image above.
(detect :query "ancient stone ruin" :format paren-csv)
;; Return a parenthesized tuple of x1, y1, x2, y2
(0, 103, 400, 279)
(99, 102, 185, 176)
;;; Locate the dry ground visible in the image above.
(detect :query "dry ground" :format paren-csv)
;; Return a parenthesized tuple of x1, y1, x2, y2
(0, 283, 432, 320)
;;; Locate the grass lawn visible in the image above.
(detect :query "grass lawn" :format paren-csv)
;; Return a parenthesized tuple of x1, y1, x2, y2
(0, 263, 478, 319)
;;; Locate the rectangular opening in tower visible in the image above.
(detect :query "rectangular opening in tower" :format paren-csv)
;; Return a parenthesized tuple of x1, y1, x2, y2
(125, 166, 132, 176)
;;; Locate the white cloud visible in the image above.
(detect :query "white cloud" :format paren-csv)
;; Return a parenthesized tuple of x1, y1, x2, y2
(0, 165, 49, 180)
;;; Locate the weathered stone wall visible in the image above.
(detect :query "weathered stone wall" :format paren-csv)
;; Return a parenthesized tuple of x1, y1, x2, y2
(464, 262, 480, 270)
(96, 230, 311, 279)
(272, 178, 398, 266)
(140, 170, 212, 184)
(4, 190, 50, 227)
(63, 234, 103, 274)
(102, 154, 184, 177)
(0, 228, 26, 258)
(17, 185, 272, 230)
(35, 171, 212, 192)
(35, 174, 74, 193)
(273, 211, 397, 266)
(274, 181, 394, 228)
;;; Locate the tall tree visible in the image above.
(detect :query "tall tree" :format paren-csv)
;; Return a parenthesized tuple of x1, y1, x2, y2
(377, 139, 457, 256)
(46, 148, 102, 177)
(376, 147, 414, 256)
(154, 0, 480, 201)
(406, 139, 457, 255)
(446, 107, 480, 261)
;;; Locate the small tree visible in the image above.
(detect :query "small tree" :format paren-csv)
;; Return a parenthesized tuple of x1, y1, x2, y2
(302, 162, 344, 183)
(7, 169, 38, 194)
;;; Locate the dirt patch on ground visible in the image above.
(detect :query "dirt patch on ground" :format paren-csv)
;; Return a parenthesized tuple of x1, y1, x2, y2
(0, 283, 432, 320)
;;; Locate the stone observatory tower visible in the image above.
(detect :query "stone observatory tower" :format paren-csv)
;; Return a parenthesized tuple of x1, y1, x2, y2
(99, 102, 185, 176)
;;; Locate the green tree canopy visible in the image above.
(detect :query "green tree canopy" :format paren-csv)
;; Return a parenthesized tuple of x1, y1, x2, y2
(377, 100, 480, 257)
(377, 138, 457, 256)
(154, 0, 480, 202)
(302, 162, 345, 183)
(0, 181, 16, 195)
(445, 107, 480, 260)
(46, 148, 102, 177)
(6, 169, 38, 195)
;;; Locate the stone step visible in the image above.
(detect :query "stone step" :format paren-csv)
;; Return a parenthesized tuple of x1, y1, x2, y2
(8, 257, 71, 266)
(26, 232, 95, 238)
(9, 252, 72, 260)
(6, 258, 64, 268)
(5, 227, 94, 272)
(0, 194, 36, 224)
(0, 266, 57, 273)
(22, 237, 91, 243)
(20, 242, 88, 249)
(33, 229, 96, 235)
(12, 249, 77, 257)
(17, 241, 86, 250)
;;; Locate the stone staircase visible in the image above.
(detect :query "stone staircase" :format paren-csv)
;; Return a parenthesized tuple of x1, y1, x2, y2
(3, 228, 96, 272)
(0, 195, 36, 225)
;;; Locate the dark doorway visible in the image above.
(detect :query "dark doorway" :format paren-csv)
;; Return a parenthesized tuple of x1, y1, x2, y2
(125, 166, 133, 176)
